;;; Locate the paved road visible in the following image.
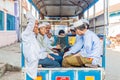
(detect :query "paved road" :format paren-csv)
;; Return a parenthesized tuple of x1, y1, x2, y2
(106, 49, 120, 80)
(0, 43, 21, 80)
(0, 71, 21, 80)
(0, 43, 21, 67)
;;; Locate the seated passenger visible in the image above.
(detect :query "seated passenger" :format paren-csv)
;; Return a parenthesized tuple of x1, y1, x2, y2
(37, 23, 61, 68)
(43, 22, 60, 49)
(70, 29, 76, 36)
(64, 34, 84, 55)
(47, 32, 54, 46)
(43, 23, 64, 56)
(21, 0, 47, 79)
(62, 19, 101, 67)
(56, 30, 69, 52)
(37, 23, 63, 67)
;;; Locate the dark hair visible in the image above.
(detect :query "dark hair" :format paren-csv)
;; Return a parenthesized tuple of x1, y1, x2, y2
(58, 30, 65, 35)
(76, 23, 89, 31)
(70, 29, 75, 32)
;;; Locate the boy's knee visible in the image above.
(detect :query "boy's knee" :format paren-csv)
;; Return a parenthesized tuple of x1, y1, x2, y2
(54, 61, 61, 67)
(62, 58, 69, 67)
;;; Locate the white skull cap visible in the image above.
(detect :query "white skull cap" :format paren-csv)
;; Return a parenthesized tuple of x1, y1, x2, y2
(38, 23, 46, 28)
(70, 26, 75, 30)
(73, 19, 89, 28)
(42, 22, 50, 25)
(81, 19, 89, 24)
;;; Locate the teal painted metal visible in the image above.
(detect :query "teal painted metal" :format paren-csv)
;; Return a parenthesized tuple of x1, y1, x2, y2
(26, 73, 33, 80)
(82, 0, 99, 14)
(97, 34, 106, 69)
(0, 10, 4, 30)
(52, 70, 75, 80)
(21, 43, 25, 68)
(27, 69, 102, 80)
(7, 14, 15, 30)
(109, 11, 120, 17)
(28, 0, 40, 13)
(78, 70, 101, 80)
(102, 35, 106, 69)
(37, 70, 49, 80)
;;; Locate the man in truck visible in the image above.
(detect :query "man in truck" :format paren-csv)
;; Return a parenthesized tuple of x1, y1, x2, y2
(62, 19, 101, 67)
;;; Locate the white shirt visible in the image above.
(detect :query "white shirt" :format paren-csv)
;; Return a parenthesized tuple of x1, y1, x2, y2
(22, 12, 47, 79)
(44, 34, 56, 49)
(80, 30, 101, 65)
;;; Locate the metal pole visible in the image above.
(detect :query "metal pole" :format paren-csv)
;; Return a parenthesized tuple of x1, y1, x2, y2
(104, 0, 109, 35)
(83, 13, 85, 18)
(93, 5, 96, 32)
(19, 0, 22, 41)
(19, 0, 21, 30)
(103, 0, 108, 69)
(35, 10, 37, 18)
(30, 3, 32, 12)
(87, 10, 89, 19)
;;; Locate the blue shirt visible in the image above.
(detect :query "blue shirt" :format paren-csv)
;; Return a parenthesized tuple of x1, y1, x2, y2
(80, 30, 101, 65)
(66, 35, 83, 54)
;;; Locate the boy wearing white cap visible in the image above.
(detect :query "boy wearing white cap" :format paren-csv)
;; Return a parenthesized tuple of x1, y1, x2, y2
(37, 23, 61, 67)
(21, 0, 47, 79)
(62, 19, 101, 67)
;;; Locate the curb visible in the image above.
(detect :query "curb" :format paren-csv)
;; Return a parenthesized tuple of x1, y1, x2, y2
(0, 63, 21, 77)
(0, 63, 7, 77)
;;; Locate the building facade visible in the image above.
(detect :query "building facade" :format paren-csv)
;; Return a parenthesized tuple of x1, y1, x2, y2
(0, 0, 19, 47)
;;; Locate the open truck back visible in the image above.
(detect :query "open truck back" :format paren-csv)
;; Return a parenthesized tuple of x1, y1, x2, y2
(20, 0, 108, 80)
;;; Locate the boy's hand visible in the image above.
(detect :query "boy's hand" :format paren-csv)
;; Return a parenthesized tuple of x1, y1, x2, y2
(63, 52, 69, 58)
(56, 44, 61, 49)
(73, 52, 80, 57)
(21, 0, 29, 11)
(47, 54, 55, 60)
(52, 53, 59, 56)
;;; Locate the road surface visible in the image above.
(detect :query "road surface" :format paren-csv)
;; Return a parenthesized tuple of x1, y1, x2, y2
(106, 48, 120, 80)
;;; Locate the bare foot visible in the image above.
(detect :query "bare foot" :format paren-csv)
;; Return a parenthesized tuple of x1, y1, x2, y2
(38, 65, 42, 68)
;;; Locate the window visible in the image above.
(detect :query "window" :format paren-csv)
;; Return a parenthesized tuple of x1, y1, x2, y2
(0, 11, 4, 30)
(117, 11, 120, 16)
(7, 14, 15, 30)
(110, 11, 120, 17)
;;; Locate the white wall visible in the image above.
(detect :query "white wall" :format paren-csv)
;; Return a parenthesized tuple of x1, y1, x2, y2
(0, 31, 17, 47)
(22, 1, 39, 19)
(109, 12, 120, 37)
(95, 14, 104, 26)
(0, 0, 14, 15)
(109, 16, 120, 24)
(0, 0, 17, 47)
(108, 23, 120, 37)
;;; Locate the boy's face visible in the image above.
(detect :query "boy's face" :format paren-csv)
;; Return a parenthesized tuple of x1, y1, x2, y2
(46, 25, 51, 34)
(71, 31, 76, 35)
(75, 28, 84, 36)
(33, 20, 39, 34)
(47, 33, 52, 38)
(39, 27, 46, 36)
